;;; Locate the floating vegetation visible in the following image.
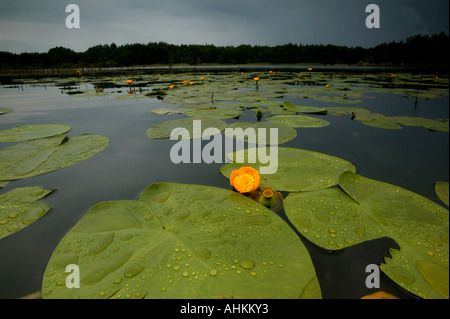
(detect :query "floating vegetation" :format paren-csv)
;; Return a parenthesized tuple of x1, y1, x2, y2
(150, 109, 185, 115)
(146, 118, 227, 140)
(266, 115, 330, 128)
(0, 124, 71, 142)
(1, 70, 448, 300)
(225, 122, 297, 145)
(435, 181, 449, 206)
(284, 171, 449, 299)
(0, 133, 109, 181)
(221, 147, 356, 192)
(42, 183, 320, 299)
(0, 187, 52, 240)
(0, 108, 13, 115)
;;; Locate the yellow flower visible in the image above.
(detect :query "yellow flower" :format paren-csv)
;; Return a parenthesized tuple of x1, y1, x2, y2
(253, 77, 260, 81)
(200, 77, 205, 80)
(230, 167, 261, 194)
(308, 68, 312, 71)
(325, 84, 331, 88)
(183, 80, 188, 85)
(126, 80, 133, 84)
(190, 81, 195, 85)
(169, 85, 175, 90)
(361, 291, 398, 299)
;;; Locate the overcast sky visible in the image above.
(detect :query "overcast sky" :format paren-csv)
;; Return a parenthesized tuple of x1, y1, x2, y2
(0, 0, 448, 53)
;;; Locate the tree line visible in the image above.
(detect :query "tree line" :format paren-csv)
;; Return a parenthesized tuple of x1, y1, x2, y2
(0, 32, 448, 69)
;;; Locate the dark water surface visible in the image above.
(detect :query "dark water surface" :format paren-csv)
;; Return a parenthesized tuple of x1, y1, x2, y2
(0, 71, 448, 299)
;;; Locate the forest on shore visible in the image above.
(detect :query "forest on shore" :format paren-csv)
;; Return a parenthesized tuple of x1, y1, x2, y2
(0, 32, 448, 69)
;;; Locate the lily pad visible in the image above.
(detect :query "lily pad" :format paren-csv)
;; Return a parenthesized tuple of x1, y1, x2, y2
(221, 147, 356, 192)
(361, 119, 403, 130)
(146, 118, 227, 140)
(0, 181, 8, 188)
(0, 134, 109, 181)
(266, 115, 330, 128)
(185, 108, 243, 120)
(285, 171, 449, 299)
(0, 187, 52, 240)
(150, 109, 185, 115)
(224, 122, 297, 145)
(0, 108, 13, 115)
(435, 181, 449, 206)
(42, 183, 320, 299)
(282, 102, 327, 114)
(0, 124, 71, 142)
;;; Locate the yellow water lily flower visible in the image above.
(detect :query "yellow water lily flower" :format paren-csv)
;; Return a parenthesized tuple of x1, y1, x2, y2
(230, 167, 261, 194)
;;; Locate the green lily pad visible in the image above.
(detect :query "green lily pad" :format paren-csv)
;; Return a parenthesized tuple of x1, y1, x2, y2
(185, 108, 243, 120)
(0, 124, 71, 142)
(326, 107, 371, 117)
(361, 119, 403, 130)
(0, 181, 8, 188)
(221, 147, 356, 192)
(313, 95, 362, 104)
(0, 108, 13, 115)
(42, 183, 320, 299)
(224, 122, 297, 145)
(282, 102, 327, 114)
(0, 187, 52, 240)
(0, 134, 109, 181)
(146, 118, 227, 140)
(285, 171, 449, 299)
(150, 109, 185, 115)
(115, 93, 147, 99)
(435, 181, 449, 206)
(266, 115, 330, 128)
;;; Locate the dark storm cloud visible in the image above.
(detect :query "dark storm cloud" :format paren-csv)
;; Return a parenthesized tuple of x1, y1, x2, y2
(0, 0, 448, 53)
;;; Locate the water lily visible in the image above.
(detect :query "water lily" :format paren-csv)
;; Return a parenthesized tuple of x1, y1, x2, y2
(127, 79, 133, 93)
(254, 186, 284, 212)
(169, 85, 175, 90)
(183, 80, 188, 85)
(254, 77, 260, 90)
(230, 166, 260, 194)
(361, 291, 398, 299)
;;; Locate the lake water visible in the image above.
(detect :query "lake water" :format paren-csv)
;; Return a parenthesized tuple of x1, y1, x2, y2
(0, 68, 448, 299)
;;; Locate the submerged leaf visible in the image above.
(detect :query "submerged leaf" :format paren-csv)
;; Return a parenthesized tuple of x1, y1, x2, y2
(285, 171, 449, 299)
(0, 187, 52, 240)
(42, 183, 320, 299)
(0, 124, 71, 142)
(0, 134, 109, 180)
(221, 147, 356, 192)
